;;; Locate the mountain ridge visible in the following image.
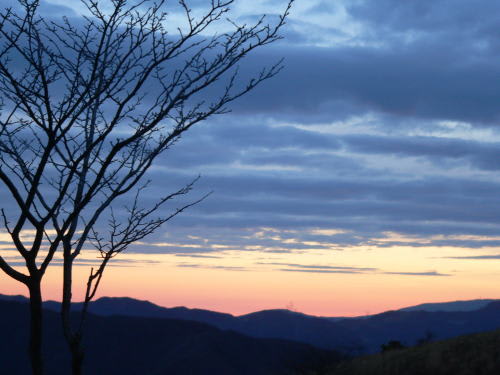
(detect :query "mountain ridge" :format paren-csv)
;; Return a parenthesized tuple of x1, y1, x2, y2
(3, 294, 500, 354)
(3, 293, 498, 318)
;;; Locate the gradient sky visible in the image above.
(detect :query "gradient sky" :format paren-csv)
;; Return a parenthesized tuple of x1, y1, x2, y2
(2, 0, 500, 316)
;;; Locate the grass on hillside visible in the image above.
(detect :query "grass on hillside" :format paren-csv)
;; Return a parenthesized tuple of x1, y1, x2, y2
(322, 328, 500, 375)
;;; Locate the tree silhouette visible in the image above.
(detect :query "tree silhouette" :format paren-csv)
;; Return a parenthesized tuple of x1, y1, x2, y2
(0, 0, 293, 373)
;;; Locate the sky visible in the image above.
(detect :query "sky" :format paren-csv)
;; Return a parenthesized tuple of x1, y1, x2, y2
(2, 0, 500, 316)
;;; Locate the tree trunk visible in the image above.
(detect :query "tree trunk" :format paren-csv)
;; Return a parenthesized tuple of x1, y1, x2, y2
(28, 281, 44, 375)
(70, 338, 84, 375)
(62, 255, 85, 375)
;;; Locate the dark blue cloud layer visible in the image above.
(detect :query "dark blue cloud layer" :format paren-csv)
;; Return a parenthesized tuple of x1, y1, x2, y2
(3, 0, 500, 259)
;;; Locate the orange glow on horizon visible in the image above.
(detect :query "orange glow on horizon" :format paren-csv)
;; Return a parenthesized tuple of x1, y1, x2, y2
(2, 244, 500, 317)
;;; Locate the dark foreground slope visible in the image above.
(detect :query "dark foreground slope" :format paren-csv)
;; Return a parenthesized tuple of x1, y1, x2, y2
(0, 300, 339, 375)
(328, 328, 500, 375)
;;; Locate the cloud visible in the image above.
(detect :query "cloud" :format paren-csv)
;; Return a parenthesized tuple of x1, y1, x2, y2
(444, 254, 500, 260)
(0, 0, 77, 16)
(3, 0, 500, 266)
(340, 134, 500, 170)
(174, 254, 223, 259)
(278, 268, 364, 274)
(5, 257, 160, 269)
(233, 43, 500, 125)
(176, 263, 249, 271)
(216, 0, 500, 127)
(258, 262, 377, 272)
(383, 271, 451, 277)
(266, 262, 450, 277)
(347, 0, 500, 37)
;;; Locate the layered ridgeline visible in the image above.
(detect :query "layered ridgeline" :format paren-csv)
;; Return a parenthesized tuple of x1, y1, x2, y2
(0, 299, 338, 375)
(3, 294, 500, 356)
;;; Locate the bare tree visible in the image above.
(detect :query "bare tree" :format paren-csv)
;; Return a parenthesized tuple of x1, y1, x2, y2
(0, 0, 293, 374)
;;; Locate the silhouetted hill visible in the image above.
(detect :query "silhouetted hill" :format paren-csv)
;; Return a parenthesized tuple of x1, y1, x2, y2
(85, 296, 236, 327)
(327, 328, 500, 375)
(0, 295, 362, 352)
(76, 298, 500, 354)
(323, 299, 500, 322)
(4, 294, 500, 355)
(0, 293, 28, 303)
(0, 299, 339, 375)
(336, 301, 500, 352)
(399, 299, 499, 312)
(234, 309, 358, 352)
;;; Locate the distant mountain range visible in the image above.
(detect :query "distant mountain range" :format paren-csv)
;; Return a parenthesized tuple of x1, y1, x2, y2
(3, 294, 500, 355)
(398, 299, 498, 313)
(0, 299, 337, 375)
